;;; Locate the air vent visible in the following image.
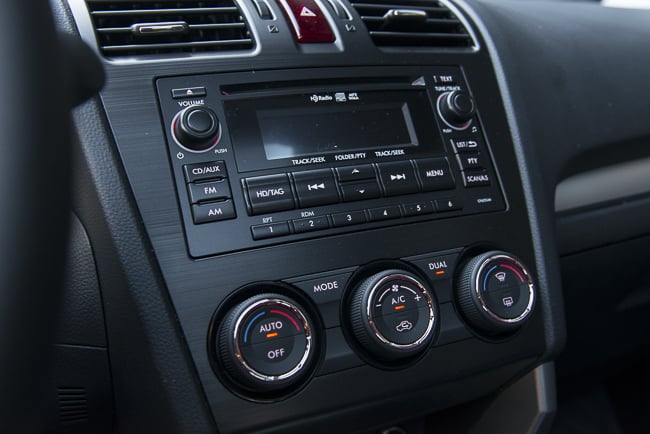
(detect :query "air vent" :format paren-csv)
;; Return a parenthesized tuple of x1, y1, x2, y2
(350, 0, 474, 48)
(85, 0, 254, 58)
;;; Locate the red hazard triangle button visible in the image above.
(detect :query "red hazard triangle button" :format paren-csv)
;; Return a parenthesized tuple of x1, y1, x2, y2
(278, 0, 335, 43)
(300, 6, 317, 16)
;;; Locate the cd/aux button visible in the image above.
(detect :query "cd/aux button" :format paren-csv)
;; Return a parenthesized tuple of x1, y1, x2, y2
(183, 161, 226, 183)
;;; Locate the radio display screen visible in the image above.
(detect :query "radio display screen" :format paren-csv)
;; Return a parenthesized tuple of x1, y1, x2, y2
(258, 102, 417, 160)
(225, 89, 444, 172)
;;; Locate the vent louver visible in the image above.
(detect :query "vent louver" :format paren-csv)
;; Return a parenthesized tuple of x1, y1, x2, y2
(85, 0, 254, 58)
(350, 0, 474, 48)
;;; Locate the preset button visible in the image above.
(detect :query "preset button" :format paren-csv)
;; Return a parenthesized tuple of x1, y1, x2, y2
(331, 210, 367, 227)
(251, 222, 291, 240)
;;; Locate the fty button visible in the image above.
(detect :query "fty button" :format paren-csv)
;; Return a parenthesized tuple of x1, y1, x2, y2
(277, 0, 335, 43)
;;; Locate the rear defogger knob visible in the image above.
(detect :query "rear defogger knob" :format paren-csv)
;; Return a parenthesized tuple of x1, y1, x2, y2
(456, 251, 535, 335)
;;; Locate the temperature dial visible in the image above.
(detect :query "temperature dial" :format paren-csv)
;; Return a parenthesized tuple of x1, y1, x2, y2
(349, 270, 436, 361)
(217, 293, 316, 392)
(456, 251, 535, 335)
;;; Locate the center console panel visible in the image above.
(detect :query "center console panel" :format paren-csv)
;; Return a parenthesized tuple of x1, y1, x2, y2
(66, 0, 556, 431)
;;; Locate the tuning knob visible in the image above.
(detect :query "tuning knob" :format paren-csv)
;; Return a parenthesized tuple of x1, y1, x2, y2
(348, 270, 436, 361)
(437, 90, 476, 130)
(456, 252, 535, 335)
(172, 105, 221, 152)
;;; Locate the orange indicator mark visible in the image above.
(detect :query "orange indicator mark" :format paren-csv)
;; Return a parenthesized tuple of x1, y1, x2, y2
(394, 305, 406, 311)
(435, 270, 445, 276)
(266, 332, 278, 339)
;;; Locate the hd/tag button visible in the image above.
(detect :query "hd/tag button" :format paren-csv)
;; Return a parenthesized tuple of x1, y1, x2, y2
(244, 174, 295, 215)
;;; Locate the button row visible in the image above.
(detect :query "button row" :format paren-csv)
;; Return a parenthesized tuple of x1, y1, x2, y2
(182, 160, 237, 224)
(243, 158, 455, 216)
(449, 137, 493, 188)
(250, 198, 463, 240)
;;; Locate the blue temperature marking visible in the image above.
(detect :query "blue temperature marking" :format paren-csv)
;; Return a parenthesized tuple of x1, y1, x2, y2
(243, 311, 265, 343)
(483, 265, 498, 292)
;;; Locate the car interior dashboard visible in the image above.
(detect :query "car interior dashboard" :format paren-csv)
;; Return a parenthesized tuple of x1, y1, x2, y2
(22, 0, 650, 432)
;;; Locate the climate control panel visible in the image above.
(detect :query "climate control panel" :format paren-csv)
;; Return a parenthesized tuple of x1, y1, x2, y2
(211, 248, 537, 400)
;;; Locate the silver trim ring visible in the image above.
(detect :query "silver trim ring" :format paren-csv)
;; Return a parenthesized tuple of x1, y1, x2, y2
(474, 254, 535, 325)
(365, 273, 435, 350)
(232, 298, 312, 383)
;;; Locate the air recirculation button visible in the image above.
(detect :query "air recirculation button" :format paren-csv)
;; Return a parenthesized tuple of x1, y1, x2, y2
(217, 293, 316, 393)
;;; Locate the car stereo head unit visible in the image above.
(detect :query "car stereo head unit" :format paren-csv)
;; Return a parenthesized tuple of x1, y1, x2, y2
(156, 66, 506, 258)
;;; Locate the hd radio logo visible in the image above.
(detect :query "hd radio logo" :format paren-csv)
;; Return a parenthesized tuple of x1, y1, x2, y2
(309, 94, 333, 103)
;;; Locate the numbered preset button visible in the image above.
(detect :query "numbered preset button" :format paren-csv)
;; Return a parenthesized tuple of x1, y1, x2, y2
(367, 206, 402, 221)
(251, 222, 291, 240)
(403, 201, 434, 217)
(331, 211, 367, 227)
(292, 216, 330, 233)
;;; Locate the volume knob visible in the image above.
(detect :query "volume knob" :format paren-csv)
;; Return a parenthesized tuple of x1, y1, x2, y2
(172, 105, 221, 152)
